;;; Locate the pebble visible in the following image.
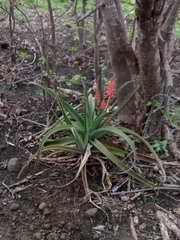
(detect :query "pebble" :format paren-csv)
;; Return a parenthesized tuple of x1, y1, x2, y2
(33, 232, 41, 239)
(48, 203, 53, 208)
(85, 208, 98, 217)
(29, 224, 34, 231)
(43, 208, 50, 216)
(27, 209, 34, 215)
(93, 233, 100, 239)
(46, 232, 58, 240)
(60, 233, 66, 239)
(7, 158, 21, 172)
(58, 221, 65, 227)
(93, 225, 106, 232)
(43, 223, 51, 230)
(10, 203, 20, 211)
(39, 202, 47, 210)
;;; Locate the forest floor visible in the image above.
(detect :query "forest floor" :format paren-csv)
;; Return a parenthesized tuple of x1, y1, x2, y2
(1, 6, 180, 240)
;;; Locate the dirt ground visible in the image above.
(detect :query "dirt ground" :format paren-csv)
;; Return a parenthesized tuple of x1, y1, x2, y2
(0, 68, 180, 240)
(1, 7, 180, 240)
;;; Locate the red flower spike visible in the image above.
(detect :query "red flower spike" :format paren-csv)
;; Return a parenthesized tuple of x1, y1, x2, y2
(100, 100, 106, 111)
(105, 78, 116, 99)
(94, 88, 100, 104)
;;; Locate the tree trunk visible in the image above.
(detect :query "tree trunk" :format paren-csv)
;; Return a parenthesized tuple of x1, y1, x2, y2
(135, 1, 164, 134)
(100, 0, 136, 123)
(100, 0, 180, 138)
(135, 0, 180, 138)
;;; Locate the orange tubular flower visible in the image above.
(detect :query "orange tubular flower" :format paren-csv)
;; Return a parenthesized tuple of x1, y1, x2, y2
(100, 100, 106, 111)
(105, 78, 116, 99)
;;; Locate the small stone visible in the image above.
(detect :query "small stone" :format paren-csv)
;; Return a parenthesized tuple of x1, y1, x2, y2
(33, 232, 41, 239)
(153, 165, 159, 172)
(43, 208, 50, 216)
(12, 215, 17, 221)
(43, 223, 51, 230)
(60, 233, 66, 240)
(46, 232, 58, 240)
(93, 233, 100, 239)
(93, 225, 106, 232)
(27, 209, 34, 215)
(29, 225, 34, 231)
(48, 203, 53, 208)
(19, 212, 24, 217)
(85, 208, 98, 218)
(58, 221, 65, 227)
(39, 202, 47, 210)
(10, 203, 20, 211)
(7, 158, 21, 172)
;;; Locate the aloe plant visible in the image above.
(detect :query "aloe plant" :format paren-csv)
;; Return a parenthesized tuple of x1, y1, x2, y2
(18, 78, 166, 200)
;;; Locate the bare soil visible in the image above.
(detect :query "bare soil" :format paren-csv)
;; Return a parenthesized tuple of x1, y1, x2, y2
(0, 68, 180, 240)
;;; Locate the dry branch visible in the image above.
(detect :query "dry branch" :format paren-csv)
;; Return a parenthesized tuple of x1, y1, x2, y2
(77, 2, 105, 23)
(130, 214, 138, 240)
(159, 221, 170, 240)
(156, 210, 180, 239)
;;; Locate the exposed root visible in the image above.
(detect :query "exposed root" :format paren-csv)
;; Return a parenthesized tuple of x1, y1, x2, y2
(130, 213, 138, 240)
(156, 204, 180, 239)
(159, 220, 170, 240)
(163, 122, 180, 159)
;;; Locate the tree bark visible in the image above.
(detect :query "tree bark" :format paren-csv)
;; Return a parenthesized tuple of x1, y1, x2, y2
(135, 1, 164, 131)
(100, 0, 136, 123)
(135, 0, 180, 136)
(100, 0, 180, 138)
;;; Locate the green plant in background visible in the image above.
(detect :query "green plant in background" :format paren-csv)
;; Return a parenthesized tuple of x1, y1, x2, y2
(59, 75, 86, 86)
(70, 74, 86, 85)
(66, 23, 73, 28)
(175, 17, 180, 38)
(146, 99, 180, 125)
(73, 36, 79, 41)
(146, 99, 160, 108)
(68, 46, 77, 53)
(18, 79, 166, 201)
(39, 91, 44, 97)
(39, 55, 46, 64)
(152, 140, 168, 155)
(145, 99, 160, 116)
(122, 0, 135, 17)
(59, 75, 67, 83)
(59, 89, 69, 97)
(163, 111, 180, 125)
(20, 51, 27, 59)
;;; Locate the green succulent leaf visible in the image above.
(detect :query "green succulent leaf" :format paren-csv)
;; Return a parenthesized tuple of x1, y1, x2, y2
(91, 139, 153, 187)
(71, 127, 86, 153)
(36, 124, 78, 169)
(89, 109, 105, 132)
(120, 127, 166, 182)
(60, 98, 84, 129)
(99, 140, 126, 157)
(44, 137, 76, 146)
(86, 94, 96, 129)
(89, 126, 137, 160)
(41, 144, 81, 154)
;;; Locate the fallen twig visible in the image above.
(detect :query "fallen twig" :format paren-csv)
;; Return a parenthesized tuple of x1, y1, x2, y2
(159, 220, 170, 240)
(130, 214, 138, 240)
(110, 184, 180, 196)
(18, 117, 46, 127)
(156, 210, 180, 239)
